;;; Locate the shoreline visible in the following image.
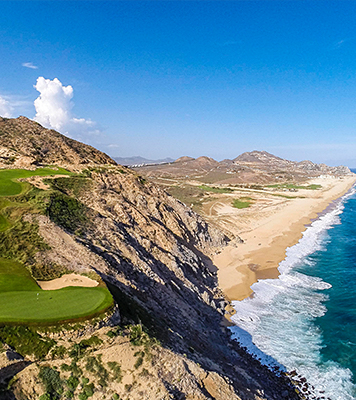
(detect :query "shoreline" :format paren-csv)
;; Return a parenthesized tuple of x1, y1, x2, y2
(214, 175, 356, 303)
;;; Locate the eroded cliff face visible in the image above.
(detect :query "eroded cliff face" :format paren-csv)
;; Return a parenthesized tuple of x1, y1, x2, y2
(0, 118, 302, 399)
(13, 169, 301, 400)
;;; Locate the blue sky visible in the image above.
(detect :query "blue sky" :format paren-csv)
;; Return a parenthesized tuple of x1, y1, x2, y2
(1, 1, 356, 166)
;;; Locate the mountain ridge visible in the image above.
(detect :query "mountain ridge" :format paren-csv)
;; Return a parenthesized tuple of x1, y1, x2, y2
(133, 150, 352, 184)
(0, 116, 116, 169)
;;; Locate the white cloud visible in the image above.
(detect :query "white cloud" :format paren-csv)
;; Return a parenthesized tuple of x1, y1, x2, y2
(34, 77, 73, 130)
(34, 76, 101, 139)
(22, 62, 38, 70)
(0, 95, 13, 118)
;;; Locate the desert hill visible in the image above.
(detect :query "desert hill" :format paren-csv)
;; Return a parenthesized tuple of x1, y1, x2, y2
(134, 150, 351, 185)
(0, 116, 115, 168)
(0, 118, 303, 400)
(233, 150, 285, 163)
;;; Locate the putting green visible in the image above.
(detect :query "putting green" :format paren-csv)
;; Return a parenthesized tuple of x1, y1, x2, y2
(0, 257, 113, 324)
(0, 287, 113, 323)
(0, 168, 114, 324)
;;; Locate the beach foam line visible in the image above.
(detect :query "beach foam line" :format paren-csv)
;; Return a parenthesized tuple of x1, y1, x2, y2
(230, 186, 356, 399)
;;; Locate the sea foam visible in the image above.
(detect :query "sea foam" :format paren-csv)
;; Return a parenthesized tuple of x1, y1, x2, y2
(230, 187, 356, 399)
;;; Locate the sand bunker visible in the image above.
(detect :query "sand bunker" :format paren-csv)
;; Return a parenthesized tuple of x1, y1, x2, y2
(37, 273, 99, 290)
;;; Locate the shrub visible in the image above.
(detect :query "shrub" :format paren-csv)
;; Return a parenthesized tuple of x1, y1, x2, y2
(85, 355, 109, 387)
(79, 335, 103, 349)
(134, 356, 143, 369)
(128, 324, 159, 348)
(50, 345, 67, 360)
(107, 361, 122, 382)
(66, 375, 79, 391)
(0, 218, 50, 264)
(39, 394, 51, 400)
(0, 326, 55, 359)
(46, 192, 89, 233)
(47, 177, 91, 197)
(38, 366, 63, 398)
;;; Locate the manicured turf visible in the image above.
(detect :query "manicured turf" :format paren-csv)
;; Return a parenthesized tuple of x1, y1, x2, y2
(0, 167, 72, 196)
(0, 258, 40, 292)
(0, 287, 113, 323)
(0, 168, 114, 324)
(232, 198, 251, 209)
(0, 257, 113, 324)
(198, 185, 233, 193)
(267, 183, 322, 190)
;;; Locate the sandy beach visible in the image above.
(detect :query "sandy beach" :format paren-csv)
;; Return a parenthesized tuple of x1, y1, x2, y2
(213, 175, 356, 302)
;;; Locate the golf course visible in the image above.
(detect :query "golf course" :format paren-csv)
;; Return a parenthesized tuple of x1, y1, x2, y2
(0, 168, 113, 324)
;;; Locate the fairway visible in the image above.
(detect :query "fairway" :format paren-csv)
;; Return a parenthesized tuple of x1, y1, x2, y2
(0, 258, 40, 292)
(0, 168, 114, 324)
(0, 167, 72, 196)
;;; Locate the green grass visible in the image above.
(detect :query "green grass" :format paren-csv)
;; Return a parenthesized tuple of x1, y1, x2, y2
(0, 257, 113, 324)
(198, 185, 233, 194)
(0, 167, 113, 325)
(0, 287, 113, 323)
(267, 183, 322, 190)
(232, 198, 252, 209)
(0, 258, 40, 292)
(0, 167, 72, 197)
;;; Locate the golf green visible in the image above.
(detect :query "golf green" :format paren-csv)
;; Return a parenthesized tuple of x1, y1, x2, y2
(0, 287, 113, 323)
(0, 168, 114, 324)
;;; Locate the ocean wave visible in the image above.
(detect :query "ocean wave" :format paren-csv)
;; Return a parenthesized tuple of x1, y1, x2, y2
(230, 186, 356, 399)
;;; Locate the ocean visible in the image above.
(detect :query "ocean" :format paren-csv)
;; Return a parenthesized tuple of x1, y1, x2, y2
(230, 176, 356, 400)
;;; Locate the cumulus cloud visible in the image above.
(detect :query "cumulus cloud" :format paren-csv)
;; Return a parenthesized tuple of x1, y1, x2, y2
(34, 77, 101, 138)
(22, 62, 38, 70)
(0, 96, 13, 118)
(34, 77, 73, 130)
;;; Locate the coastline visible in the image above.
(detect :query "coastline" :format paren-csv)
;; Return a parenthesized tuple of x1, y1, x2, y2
(214, 175, 356, 303)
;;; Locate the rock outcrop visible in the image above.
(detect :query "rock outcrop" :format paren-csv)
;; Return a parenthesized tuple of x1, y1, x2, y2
(0, 116, 115, 168)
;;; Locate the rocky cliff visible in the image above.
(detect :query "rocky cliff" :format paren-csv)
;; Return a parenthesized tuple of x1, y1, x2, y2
(0, 117, 303, 400)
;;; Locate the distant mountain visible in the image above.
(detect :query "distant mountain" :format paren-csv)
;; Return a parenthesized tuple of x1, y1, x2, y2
(133, 150, 353, 184)
(113, 156, 174, 166)
(174, 156, 195, 163)
(234, 150, 285, 164)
